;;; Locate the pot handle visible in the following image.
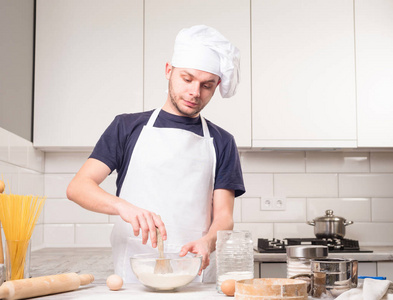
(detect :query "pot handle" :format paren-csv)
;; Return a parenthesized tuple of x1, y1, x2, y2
(307, 221, 315, 226)
(344, 220, 354, 226)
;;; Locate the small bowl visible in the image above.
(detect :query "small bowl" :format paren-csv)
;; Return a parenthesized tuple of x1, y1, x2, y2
(130, 252, 202, 291)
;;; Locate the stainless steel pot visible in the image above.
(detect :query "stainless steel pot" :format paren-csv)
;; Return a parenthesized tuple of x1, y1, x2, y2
(307, 210, 353, 239)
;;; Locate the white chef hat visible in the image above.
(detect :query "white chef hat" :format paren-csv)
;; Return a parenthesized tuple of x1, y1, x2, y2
(171, 25, 240, 98)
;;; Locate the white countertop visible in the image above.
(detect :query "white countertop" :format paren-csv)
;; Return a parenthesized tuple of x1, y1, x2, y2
(26, 247, 393, 299)
(29, 248, 227, 299)
(30, 283, 227, 300)
(254, 246, 393, 262)
(28, 283, 326, 300)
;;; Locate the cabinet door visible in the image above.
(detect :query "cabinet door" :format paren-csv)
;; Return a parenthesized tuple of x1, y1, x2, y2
(144, 0, 251, 148)
(259, 262, 287, 278)
(356, 0, 393, 147)
(34, 0, 143, 149)
(252, 0, 357, 148)
(377, 262, 393, 281)
(358, 262, 377, 277)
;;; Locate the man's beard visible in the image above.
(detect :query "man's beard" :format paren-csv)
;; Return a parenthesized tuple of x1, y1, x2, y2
(168, 81, 202, 118)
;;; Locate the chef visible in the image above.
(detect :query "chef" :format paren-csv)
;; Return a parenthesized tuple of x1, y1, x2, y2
(67, 25, 245, 283)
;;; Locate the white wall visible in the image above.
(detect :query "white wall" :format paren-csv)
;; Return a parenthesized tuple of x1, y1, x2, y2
(1, 132, 393, 249)
(2, 128, 393, 249)
(43, 150, 393, 248)
(0, 0, 34, 141)
(0, 127, 45, 250)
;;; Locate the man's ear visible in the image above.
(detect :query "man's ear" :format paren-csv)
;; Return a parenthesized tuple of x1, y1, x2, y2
(165, 62, 173, 80)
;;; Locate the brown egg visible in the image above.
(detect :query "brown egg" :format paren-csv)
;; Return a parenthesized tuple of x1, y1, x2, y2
(106, 274, 123, 291)
(221, 279, 236, 296)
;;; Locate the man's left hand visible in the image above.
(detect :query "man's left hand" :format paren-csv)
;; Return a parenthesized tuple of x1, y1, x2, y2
(179, 238, 211, 275)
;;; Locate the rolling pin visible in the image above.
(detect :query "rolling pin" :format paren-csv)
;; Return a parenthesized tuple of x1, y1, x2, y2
(0, 273, 94, 300)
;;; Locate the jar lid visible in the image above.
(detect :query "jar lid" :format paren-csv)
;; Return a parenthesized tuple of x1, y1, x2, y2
(286, 245, 328, 258)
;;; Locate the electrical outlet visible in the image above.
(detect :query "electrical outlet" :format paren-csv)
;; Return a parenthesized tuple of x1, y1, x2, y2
(260, 197, 286, 211)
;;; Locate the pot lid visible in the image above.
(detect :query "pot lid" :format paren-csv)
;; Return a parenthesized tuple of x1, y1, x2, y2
(286, 245, 328, 258)
(313, 209, 346, 222)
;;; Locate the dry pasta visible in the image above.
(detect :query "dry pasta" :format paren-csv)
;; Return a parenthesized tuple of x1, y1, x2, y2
(0, 189, 46, 280)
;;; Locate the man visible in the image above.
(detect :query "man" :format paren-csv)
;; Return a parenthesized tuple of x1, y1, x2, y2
(67, 25, 245, 283)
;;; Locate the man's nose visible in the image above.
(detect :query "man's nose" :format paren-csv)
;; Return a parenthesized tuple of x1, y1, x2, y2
(189, 83, 200, 98)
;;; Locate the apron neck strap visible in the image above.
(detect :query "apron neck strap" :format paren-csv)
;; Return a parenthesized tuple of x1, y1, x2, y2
(146, 108, 161, 127)
(146, 108, 211, 138)
(200, 115, 210, 138)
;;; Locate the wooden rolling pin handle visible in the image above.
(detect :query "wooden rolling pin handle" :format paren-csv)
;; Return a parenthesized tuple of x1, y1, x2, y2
(79, 273, 95, 285)
(0, 273, 94, 300)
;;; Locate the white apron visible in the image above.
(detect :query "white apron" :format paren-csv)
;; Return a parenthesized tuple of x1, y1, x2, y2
(110, 108, 217, 283)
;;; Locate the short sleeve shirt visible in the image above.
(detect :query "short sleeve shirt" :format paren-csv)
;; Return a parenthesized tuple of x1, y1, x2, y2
(90, 109, 245, 198)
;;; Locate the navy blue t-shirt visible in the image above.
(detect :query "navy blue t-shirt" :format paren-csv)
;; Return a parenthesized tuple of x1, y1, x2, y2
(90, 109, 245, 198)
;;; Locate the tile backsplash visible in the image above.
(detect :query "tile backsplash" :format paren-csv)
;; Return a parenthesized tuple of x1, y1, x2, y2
(238, 151, 393, 246)
(2, 127, 393, 249)
(0, 127, 45, 251)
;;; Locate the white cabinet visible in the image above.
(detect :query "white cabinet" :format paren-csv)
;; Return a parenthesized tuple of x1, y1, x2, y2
(358, 262, 377, 277)
(34, 0, 144, 149)
(144, 0, 252, 148)
(355, 0, 393, 147)
(377, 262, 393, 281)
(259, 262, 287, 278)
(251, 0, 357, 148)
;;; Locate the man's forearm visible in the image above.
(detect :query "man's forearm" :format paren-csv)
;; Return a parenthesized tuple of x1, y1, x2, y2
(204, 213, 234, 253)
(202, 189, 235, 253)
(67, 175, 124, 215)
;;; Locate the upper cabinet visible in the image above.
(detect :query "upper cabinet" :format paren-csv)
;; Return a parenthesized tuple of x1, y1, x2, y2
(144, 0, 252, 148)
(33, 0, 393, 150)
(251, 0, 357, 148)
(34, 0, 144, 150)
(355, 0, 393, 147)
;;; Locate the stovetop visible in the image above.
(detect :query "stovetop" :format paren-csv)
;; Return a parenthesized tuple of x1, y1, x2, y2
(257, 238, 373, 253)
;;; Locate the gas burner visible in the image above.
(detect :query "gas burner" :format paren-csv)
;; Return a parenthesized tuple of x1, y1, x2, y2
(270, 238, 285, 248)
(257, 238, 372, 253)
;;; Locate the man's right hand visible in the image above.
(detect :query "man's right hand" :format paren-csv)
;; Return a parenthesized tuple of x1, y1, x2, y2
(115, 201, 167, 248)
(67, 158, 167, 249)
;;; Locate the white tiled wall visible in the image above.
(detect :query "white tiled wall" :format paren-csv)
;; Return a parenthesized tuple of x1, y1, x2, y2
(3, 132, 393, 249)
(237, 151, 393, 247)
(0, 127, 45, 251)
(40, 150, 393, 248)
(43, 152, 116, 247)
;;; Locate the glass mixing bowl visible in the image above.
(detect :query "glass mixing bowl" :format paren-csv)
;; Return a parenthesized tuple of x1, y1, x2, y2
(130, 252, 202, 291)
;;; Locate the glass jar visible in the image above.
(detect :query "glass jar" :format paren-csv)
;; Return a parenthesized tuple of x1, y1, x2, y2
(286, 245, 328, 279)
(5, 239, 31, 280)
(216, 230, 254, 293)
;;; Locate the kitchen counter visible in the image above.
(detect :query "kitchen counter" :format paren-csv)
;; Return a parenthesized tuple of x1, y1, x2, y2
(28, 247, 393, 299)
(27, 283, 225, 299)
(30, 248, 114, 284)
(29, 248, 226, 299)
(253, 246, 393, 262)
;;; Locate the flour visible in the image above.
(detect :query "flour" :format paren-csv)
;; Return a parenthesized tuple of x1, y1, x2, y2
(137, 272, 196, 290)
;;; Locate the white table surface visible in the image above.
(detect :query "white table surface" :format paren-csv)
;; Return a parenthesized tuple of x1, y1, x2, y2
(30, 283, 227, 300)
(27, 247, 393, 299)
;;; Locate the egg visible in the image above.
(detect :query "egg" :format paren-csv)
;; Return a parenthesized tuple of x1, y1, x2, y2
(221, 279, 236, 296)
(106, 274, 123, 291)
(0, 180, 5, 193)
